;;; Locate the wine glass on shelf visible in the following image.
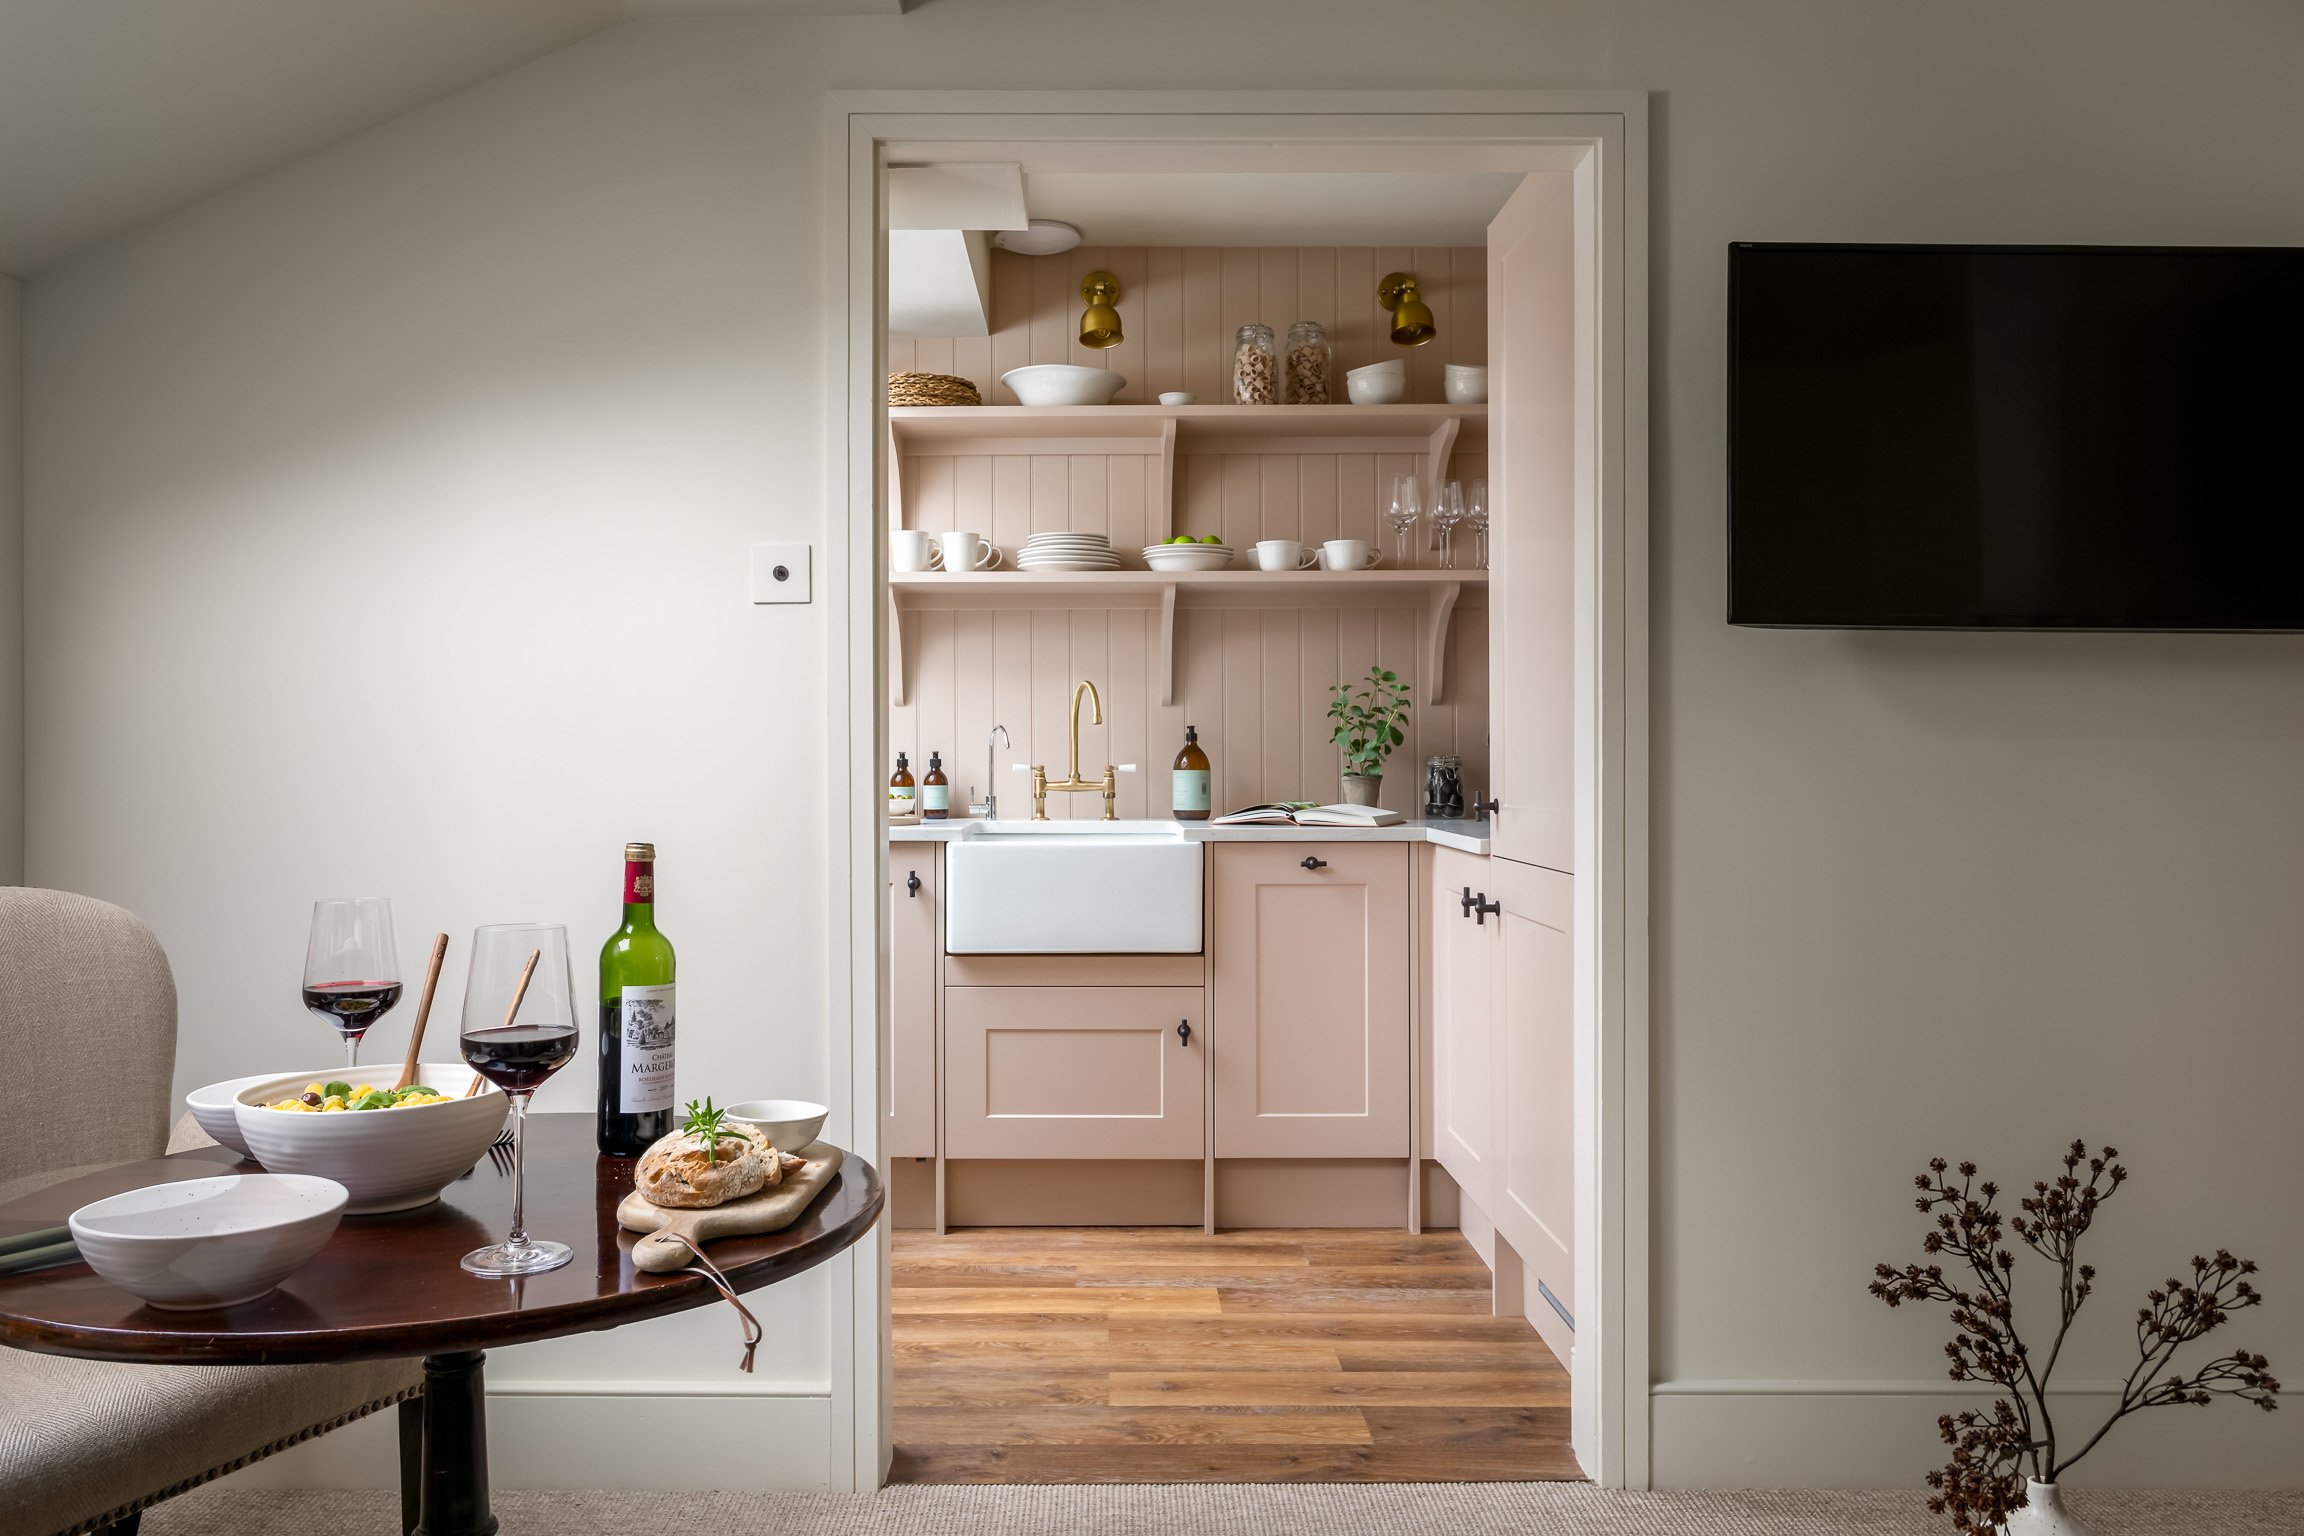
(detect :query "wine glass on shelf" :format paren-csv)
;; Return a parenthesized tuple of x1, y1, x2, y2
(1431, 480, 1466, 570)
(458, 923, 581, 1278)
(1385, 473, 1423, 570)
(303, 898, 403, 1073)
(1466, 479, 1490, 570)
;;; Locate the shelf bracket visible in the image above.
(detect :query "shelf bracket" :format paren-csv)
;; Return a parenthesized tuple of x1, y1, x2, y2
(1158, 417, 1178, 541)
(886, 421, 906, 535)
(888, 587, 909, 708)
(1424, 581, 1462, 706)
(1424, 415, 1462, 507)
(1158, 581, 1179, 706)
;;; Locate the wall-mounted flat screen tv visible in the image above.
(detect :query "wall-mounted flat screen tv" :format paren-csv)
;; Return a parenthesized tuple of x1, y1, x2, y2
(1729, 242, 2304, 629)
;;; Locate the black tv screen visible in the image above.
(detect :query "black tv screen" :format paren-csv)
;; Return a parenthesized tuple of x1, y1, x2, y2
(1728, 242, 2304, 629)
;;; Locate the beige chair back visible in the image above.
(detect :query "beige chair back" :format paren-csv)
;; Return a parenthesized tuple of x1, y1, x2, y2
(0, 889, 178, 1193)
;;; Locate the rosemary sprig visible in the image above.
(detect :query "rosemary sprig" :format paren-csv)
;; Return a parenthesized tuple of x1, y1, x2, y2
(682, 1097, 731, 1166)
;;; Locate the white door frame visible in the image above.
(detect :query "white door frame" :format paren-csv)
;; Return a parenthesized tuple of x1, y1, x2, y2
(822, 89, 1650, 1489)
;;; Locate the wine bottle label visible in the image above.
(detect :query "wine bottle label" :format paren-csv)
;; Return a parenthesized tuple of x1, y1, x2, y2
(618, 982, 676, 1114)
(624, 860, 654, 904)
(1172, 769, 1211, 812)
(922, 783, 949, 812)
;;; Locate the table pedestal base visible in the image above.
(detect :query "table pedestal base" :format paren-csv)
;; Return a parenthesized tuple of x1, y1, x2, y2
(412, 1351, 497, 1536)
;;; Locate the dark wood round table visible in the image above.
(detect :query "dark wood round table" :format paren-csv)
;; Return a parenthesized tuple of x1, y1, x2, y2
(0, 1114, 883, 1536)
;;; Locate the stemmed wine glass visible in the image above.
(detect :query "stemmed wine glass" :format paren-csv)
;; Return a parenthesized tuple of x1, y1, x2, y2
(458, 923, 581, 1278)
(303, 898, 403, 1073)
(1385, 474, 1423, 570)
(1430, 480, 1467, 570)
(1466, 479, 1490, 570)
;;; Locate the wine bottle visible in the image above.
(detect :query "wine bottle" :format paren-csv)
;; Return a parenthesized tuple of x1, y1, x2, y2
(889, 752, 916, 817)
(598, 841, 677, 1155)
(1172, 725, 1211, 821)
(922, 751, 950, 820)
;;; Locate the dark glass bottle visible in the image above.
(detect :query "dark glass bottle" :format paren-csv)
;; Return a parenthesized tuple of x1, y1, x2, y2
(1172, 725, 1212, 821)
(888, 752, 916, 818)
(597, 842, 677, 1155)
(922, 752, 950, 820)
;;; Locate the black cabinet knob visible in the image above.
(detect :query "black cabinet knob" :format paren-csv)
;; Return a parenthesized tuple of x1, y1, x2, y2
(905, 871, 921, 897)
(1472, 891, 1502, 925)
(1300, 856, 1327, 871)
(1472, 796, 1501, 822)
(1177, 1019, 1193, 1046)
(1460, 885, 1477, 917)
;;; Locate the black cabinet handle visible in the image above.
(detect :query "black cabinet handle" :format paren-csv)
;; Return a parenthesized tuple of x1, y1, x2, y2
(905, 870, 921, 897)
(1177, 1019, 1192, 1047)
(1471, 891, 1502, 926)
(1461, 885, 1477, 918)
(1300, 856, 1327, 871)
(1472, 796, 1501, 822)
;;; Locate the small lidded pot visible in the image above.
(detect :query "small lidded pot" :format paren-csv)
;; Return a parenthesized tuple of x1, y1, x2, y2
(1232, 323, 1277, 405)
(1284, 320, 1332, 404)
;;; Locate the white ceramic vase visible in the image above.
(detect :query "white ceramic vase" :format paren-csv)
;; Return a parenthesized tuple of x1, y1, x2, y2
(2002, 1481, 2090, 1536)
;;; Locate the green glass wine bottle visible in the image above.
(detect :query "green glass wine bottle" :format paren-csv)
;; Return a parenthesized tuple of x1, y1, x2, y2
(598, 841, 677, 1155)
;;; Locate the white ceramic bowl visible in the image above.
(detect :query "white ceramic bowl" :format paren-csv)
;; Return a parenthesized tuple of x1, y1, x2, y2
(1158, 391, 1197, 406)
(70, 1173, 346, 1311)
(1142, 544, 1235, 572)
(1346, 359, 1406, 380)
(1347, 372, 1407, 406)
(1001, 365, 1126, 407)
(232, 1064, 509, 1214)
(185, 1070, 293, 1155)
(1443, 363, 1489, 404)
(724, 1099, 829, 1152)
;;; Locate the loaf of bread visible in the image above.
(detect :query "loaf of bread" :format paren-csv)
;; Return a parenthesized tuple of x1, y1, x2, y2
(635, 1124, 810, 1209)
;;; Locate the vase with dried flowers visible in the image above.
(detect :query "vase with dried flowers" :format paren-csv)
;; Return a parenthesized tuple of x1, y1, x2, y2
(1870, 1141, 2281, 1535)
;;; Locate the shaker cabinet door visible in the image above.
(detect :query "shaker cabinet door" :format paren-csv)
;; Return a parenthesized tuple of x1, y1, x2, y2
(886, 849, 940, 1158)
(1211, 843, 1410, 1158)
(1489, 858, 1576, 1365)
(1430, 847, 1498, 1209)
(944, 986, 1205, 1160)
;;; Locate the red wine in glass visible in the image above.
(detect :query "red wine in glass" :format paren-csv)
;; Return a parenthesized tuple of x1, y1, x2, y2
(301, 980, 405, 1039)
(461, 1025, 581, 1094)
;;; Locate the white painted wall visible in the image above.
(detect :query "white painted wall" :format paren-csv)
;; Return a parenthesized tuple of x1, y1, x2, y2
(0, 272, 19, 885)
(21, 0, 2304, 1491)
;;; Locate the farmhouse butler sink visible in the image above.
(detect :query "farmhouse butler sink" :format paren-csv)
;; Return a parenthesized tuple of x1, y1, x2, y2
(943, 821, 1203, 954)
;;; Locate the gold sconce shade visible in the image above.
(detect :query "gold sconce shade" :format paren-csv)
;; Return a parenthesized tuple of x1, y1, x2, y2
(1078, 271, 1124, 349)
(1378, 271, 1436, 347)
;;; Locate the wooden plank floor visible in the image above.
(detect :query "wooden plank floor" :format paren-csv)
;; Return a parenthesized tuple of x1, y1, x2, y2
(891, 1226, 1579, 1484)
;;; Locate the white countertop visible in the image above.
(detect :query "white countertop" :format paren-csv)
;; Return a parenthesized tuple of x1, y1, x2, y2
(888, 816, 1491, 855)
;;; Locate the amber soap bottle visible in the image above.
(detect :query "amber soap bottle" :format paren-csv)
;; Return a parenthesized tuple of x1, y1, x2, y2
(922, 752, 950, 820)
(1172, 726, 1212, 821)
(889, 752, 916, 818)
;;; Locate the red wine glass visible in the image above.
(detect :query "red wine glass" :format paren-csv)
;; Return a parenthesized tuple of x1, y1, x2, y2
(458, 922, 579, 1278)
(302, 897, 403, 1074)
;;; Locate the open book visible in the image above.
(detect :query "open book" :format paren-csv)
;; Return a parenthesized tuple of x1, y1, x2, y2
(1210, 802, 1405, 828)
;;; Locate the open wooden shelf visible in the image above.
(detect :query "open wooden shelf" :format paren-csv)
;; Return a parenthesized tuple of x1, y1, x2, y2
(888, 570, 1485, 712)
(889, 402, 1485, 453)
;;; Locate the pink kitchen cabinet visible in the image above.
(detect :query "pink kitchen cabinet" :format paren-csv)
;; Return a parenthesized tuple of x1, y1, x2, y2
(1210, 843, 1410, 1159)
(943, 986, 1205, 1160)
(886, 848, 940, 1159)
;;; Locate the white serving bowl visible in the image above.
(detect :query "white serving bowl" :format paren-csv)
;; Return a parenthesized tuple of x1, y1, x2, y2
(1444, 363, 1489, 404)
(724, 1099, 830, 1152)
(1001, 365, 1126, 407)
(1142, 543, 1235, 572)
(232, 1064, 508, 1214)
(1347, 372, 1407, 406)
(186, 1070, 295, 1156)
(1346, 359, 1405, 380)
(1158, 391, 1196, 406)
(70, 1173, 346, 1311)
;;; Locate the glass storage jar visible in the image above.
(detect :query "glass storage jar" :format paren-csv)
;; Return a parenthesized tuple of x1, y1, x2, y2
(1232, 324, 1277, 404)
(1284, 320, 1332, 404)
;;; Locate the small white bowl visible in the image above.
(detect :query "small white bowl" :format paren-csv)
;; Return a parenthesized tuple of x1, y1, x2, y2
(1001, 365, 1127, 407)
(1347, 373, 1407, 406)
(1346, 359, 1406, 380)
(1158, 391, 1196, 406)
(232, 1065, 508, 1214)
(1142, 543, 1235, 572)
(186, 1070, 296, 1155)
(71, 1173, 346, 1311)
(723, 1099, 829, 1152)
(1443, 363, 1489, 404)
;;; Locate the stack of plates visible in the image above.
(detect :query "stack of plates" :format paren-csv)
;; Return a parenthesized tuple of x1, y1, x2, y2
(1017, 533, 1119, 572)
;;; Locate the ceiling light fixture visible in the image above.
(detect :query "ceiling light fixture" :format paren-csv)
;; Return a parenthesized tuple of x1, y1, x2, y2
(993, 220, 1084, 256)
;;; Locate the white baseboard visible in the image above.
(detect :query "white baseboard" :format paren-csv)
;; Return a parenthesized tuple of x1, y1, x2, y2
(1651, 1379, 2304, 1490)
(222, 1387, 832, 1491)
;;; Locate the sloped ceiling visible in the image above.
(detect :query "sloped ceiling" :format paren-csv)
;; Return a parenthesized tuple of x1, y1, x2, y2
(0, 0, 906, 276)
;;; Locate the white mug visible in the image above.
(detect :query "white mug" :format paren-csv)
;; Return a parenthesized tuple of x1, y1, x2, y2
(937, 531, 1003, 571)
(1320, 539, 1380, 571)
(1254, 539, 1319, 572)
(891, 529, 942, 573)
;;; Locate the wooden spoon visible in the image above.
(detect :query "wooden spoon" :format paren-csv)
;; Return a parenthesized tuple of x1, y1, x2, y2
(394, 933, 451, 1092)
(465, 947, 542, 1096)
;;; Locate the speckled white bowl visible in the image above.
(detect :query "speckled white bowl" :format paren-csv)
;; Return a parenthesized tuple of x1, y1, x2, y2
(232, 1064, 508, 1214)
(1001, 364, 1126, 407)
(185, 1070, 294, 1155)
(70, 1174, 345, 1310)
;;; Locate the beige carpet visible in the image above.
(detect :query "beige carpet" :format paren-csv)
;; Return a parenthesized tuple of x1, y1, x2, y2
(143, 1484, 2304, 1534)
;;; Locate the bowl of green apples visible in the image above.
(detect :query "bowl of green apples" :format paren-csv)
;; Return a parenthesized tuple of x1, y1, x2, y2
(1142, 535, 1234, 572)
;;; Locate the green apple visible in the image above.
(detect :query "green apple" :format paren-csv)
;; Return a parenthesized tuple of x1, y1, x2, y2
(1200, 534, 1222, 545)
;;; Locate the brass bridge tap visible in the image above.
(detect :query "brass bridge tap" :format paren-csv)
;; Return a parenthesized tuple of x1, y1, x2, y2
(1031, 678, 1120, 821)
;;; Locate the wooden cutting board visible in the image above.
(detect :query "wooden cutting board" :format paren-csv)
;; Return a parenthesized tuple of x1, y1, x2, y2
(616, 1142, 844, 1273)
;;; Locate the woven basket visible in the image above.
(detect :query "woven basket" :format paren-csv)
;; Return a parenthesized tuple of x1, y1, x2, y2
(889, 371, 981, 408)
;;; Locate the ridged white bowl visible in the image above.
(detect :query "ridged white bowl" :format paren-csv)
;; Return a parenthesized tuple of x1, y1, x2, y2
(1142, 544, 1235, 572)
(185, 1070, 292, 1155)
(1346, 373, 1407, 406)
(70, 1174, 345, 1311)
(232, 1064, 508, 1214)
(1443, 363, 1489, 404)
(1001, 365, 1126, 407)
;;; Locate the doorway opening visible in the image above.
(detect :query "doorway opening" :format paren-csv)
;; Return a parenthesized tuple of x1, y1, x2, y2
(828, 94, 1649, 1492)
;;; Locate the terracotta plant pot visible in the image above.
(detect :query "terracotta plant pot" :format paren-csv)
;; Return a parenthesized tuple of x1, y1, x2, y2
(1340, 773, 1382, 807)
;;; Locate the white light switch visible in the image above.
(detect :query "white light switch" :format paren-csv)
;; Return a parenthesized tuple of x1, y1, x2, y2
(749, 543, 811, 603)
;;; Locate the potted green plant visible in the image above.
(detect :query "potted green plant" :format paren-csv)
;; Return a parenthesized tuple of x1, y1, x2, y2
(1327, 665, 1410, 807)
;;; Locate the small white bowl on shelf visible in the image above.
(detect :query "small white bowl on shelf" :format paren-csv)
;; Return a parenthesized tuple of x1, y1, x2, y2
(70, 1173, 346, 1311)
(1444, 363, 1489, 404)
(232, 1065, 509, 1214)
(724, 1099, 829, 1152)
(1000, 365, 1126, 407)
(1346, 373, 1407, 406)
(1158, 391, 1196, 406)
(1142, 543, 1235, 572)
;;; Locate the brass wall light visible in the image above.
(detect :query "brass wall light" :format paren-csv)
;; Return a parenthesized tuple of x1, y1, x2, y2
(1378, 271, 1436, 347)
(1078, 270, 1124, 349)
